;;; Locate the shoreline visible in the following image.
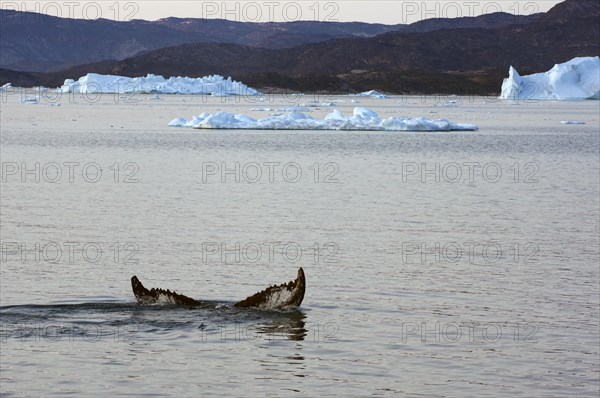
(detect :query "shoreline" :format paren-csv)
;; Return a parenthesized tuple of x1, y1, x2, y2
(0, 69, 508, 97)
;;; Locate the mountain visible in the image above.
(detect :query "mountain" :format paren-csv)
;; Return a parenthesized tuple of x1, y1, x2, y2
(0, 9, 538, 72)
(0, 10, 400, 72)
(398, 12, 539, 33)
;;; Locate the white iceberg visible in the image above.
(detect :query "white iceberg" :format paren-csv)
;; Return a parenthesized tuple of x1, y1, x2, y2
(20, 97, 38, 104)
(168, 107, 478, 131)
(353, 90, 390, 99)
(59, 73, 260, 96)
(278, 106, 312, 112)
(561, 120, 586, 125)
(299, 102, 336, 107)
(500, 57, 600, 100)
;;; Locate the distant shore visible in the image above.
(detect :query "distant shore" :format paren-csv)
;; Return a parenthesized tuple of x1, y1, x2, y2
(0, 68, 506, 97)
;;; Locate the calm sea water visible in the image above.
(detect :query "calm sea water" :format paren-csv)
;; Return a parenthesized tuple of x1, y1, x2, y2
(1, 96, 599, 397)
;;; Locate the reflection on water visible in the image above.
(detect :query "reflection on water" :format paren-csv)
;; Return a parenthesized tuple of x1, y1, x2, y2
(255, 312, 308, 383)
(255, 311, 307, 341)
(0, 303, 308, 343)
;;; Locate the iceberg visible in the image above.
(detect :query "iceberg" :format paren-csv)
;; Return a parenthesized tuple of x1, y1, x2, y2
(299, 102, 336, 107)
(353, 90, 390, 99)
(58, 73, 260, 96)
(168, 107, 478, 131)
(561, 120, 586, 125)
(500, 57, 600, 100)
(20, 97, 38, 104)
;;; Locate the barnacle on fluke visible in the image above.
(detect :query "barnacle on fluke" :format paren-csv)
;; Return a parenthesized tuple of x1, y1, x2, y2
(131, 268, 305, 310)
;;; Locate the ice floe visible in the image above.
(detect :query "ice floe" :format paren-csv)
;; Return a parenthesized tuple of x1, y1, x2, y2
(59, 73, 260, 96)
(278, 106, 312, 112)
(353, 90, 390, 99)
(299, 102, 336, 107)
(561, 120, 586, 125)
(168, 107, 478, 131)
(20, 97, 38, 104)
(500, 57, 600, 100)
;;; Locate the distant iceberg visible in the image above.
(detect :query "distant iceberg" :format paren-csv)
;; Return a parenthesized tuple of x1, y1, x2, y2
(353, 90, 390, 99)
(168, 107, 478, 131)
(499, 57, 600, 100)
(59, 73, 260, 95)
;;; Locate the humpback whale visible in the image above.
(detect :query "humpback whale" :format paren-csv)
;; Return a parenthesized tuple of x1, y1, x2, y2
(131, 268, 305, 310)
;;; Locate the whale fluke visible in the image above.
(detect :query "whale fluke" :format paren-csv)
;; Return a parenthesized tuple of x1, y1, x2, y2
(131, 275, 200, 306)
(234, 268, 306, 310)
(131, 268, 306, 310)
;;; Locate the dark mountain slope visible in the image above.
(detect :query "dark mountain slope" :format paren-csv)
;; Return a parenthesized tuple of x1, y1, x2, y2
(0, 9, 539, 72)
(97, 0, 599, 78)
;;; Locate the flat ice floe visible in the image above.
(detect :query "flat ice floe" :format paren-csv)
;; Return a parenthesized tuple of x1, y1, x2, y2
(561, 120, 586, 125)
(59, 73, 260, 95)
(353, 90, 390, 99)
(500, 56, 600, 100)
(168, 107, 478, 131)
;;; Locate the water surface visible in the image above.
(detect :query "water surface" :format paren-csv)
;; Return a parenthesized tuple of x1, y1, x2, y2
(1, 95, 599, 397)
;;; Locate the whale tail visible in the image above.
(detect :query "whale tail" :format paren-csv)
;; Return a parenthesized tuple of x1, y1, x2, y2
(234, 267, 306, 310)
(131, 268, 306, 310)
(131, 275, 200, 306)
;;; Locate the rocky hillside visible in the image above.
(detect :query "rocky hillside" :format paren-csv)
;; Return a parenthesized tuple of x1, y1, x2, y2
(0, 9, 538, 72)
